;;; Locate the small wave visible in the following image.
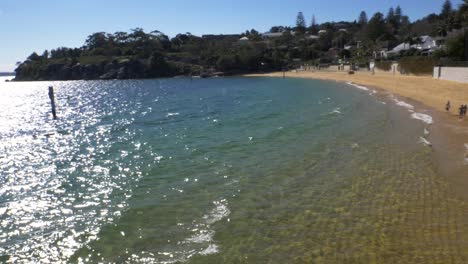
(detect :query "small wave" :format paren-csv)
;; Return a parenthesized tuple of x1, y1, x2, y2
(203, 199, 230, 225)
(182, 199, 230, 259)
(347, 82, 369, 91)
(411, 113, 433, 125)
(393, 99, 414, 110)
(329, 107, 341, 115)
(199, 244, 219, 256)
(424, 128, 430, 135)
(166, 112, 180, 117)
(419, 137, 432, 147)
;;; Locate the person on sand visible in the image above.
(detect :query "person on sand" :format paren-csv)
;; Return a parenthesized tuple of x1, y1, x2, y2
(463, 104, 468, 117)
(459, 105, 465, 119)
(446, 101, 451, 112)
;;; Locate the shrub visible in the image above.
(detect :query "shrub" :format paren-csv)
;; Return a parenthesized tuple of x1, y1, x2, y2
(375, 61, 392, 71)
(398, 56, 436, 76)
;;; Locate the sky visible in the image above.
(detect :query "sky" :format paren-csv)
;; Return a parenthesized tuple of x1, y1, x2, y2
(0, 0, 463, 72)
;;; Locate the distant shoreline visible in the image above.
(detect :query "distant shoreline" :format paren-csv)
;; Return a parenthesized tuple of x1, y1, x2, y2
(0, 73, 14, 77)
(246, 71, 468, 200)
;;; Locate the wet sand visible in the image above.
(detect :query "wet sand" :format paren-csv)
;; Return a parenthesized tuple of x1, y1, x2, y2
(246, 71, 468, 199)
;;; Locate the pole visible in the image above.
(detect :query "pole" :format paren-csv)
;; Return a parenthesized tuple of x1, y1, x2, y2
(48, 86, 57, 120)
(465, 28, 468, 61)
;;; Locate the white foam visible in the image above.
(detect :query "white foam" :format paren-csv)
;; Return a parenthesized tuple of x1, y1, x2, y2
(347, 82, 369, 91)
(186, 230, 214, 244)
(199, 244, 219, 255)
(329, 107, 341, 114)
(203, 200, 230, 225)
(411, 113, 433, 125)
(166, 112, 180, 117)
(419, 137, 432, 147)
(182, 199, 230, 258)
(424, 128, 430, 135)
(393, 99, 414, 110)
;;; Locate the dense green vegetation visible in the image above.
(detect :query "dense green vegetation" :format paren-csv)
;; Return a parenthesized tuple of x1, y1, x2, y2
(375, 61, 392, 71)
(14, 0, 468, 80)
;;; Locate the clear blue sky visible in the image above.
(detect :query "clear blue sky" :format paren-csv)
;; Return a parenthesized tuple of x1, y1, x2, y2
(0, 0, 462, 72)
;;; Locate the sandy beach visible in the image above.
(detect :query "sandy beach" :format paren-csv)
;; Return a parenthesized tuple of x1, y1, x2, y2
(247, 70, 468, 198)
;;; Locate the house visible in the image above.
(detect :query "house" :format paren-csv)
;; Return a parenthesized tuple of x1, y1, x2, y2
(238, 36, 249, 42)
(386, 42, 411, 55)
(386, 35, 440, 56)
(373, 48, 388, 59)
(318, 30, 327, 34)
(306, 35, 320, 40)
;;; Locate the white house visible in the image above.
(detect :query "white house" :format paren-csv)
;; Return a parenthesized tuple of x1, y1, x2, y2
(238, 36, 249, 42)
(386, 36, 439, 56)
(306, 35, 320, 40)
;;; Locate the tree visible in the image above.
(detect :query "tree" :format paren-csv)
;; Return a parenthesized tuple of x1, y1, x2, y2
(270, 26, 285, 33)
(42, 50, 49, 59)
(85, 32, 108, 49)
(458, 0, 468, 24)
(358, 11, 368, 27)
(296, 12, 306, 33)
(365, 12, 387, 41)
(445, 34, 465, 60)
(310, 15, 318, 33)
(399, 15, 411, 37)
(441, 0, 453, 19)
(436, 21, 449, 37)
(440, 0, 453, 20)
(387, 8, 395, 23)
(395, 6, 402, 22)
(310, 15, 316, 28)
(27, 52, 41, 61)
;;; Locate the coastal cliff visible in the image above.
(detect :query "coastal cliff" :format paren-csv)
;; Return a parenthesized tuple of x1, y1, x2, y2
(14, 55, 199, 81)
(13, 29, 279, 81)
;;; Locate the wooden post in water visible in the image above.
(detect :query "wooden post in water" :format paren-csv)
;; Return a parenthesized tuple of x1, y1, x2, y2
(48, 86, 57, 120)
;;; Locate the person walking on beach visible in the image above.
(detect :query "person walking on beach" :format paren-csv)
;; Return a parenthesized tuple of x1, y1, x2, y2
(446, 101, 451, 112)
(463, 104, 468, 117)
(459, 104, 465, 119)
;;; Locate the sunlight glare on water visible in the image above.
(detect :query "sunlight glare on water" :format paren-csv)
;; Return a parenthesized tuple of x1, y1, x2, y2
(2, 77, 468, 263)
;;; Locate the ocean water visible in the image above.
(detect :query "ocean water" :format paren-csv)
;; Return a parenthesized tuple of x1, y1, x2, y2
(1, 77, 468, 263)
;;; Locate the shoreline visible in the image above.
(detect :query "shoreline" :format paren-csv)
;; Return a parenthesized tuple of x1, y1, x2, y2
(246, 71, 468, 200)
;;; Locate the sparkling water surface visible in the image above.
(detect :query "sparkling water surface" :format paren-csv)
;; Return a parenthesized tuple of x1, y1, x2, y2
(2, 77, 468, 263)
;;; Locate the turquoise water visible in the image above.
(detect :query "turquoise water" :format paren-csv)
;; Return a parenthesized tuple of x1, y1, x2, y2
(2, 77, 468, 263)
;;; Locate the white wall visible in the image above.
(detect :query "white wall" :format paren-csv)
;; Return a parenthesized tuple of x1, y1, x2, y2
(433, 67, 468, 83)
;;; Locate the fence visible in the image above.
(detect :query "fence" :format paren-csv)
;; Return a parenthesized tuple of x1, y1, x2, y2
(433, 66, 468, 83)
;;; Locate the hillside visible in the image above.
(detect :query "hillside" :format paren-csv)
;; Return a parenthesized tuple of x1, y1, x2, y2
(13, 1, 468, 81)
